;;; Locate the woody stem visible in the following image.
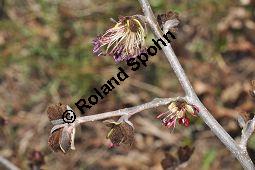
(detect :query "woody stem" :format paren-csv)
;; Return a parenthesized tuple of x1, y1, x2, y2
(76, 97, 185, 125)
(138, 0, 254, 169)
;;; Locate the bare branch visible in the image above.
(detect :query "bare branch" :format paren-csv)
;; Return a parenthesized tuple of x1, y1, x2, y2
(76, 97, 184, 125)
(0, 156, 20, 170)
(239, 116, 255, 149)
(50, 97, 186, 134)
(138, 0, 254, 169)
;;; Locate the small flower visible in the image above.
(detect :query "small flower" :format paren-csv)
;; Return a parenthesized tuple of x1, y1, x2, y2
(104, 119, 134, 147)
(93, 15, 146, 62)
(47, 103, 76, 153)
(156, 100, 199, 129)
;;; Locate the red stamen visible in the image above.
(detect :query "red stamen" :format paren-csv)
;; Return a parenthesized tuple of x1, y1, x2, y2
(183, 117, 190, 127)
(192, 105, 199, 115)
(178, 117, 185, 124)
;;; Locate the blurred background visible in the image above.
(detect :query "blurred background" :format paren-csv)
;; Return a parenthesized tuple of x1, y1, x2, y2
(0, 0, 254, 169)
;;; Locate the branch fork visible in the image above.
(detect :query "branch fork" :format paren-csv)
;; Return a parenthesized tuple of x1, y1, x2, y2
(238, 115, 255, 150)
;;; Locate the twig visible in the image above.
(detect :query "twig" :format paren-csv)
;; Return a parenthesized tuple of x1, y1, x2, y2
(51, 97, 187, 134)
(137, 0, 254, 169)
(76, 97, 184, 125)
(239, 116, 255, 150)
(50, 97, 187, 134)
(0, 156, 20, 170)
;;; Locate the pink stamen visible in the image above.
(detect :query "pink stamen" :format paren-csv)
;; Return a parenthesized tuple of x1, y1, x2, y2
(166, 119, 176, 128)
(192, 105, 199, 116)
(156, 111, 168, 119)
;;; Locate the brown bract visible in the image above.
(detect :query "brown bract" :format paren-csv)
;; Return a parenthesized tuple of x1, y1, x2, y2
(47, 103, 76, 153)
(157, 11, 179, 32)
(47, 103, 67, 121)
(104, 120, 134, 147)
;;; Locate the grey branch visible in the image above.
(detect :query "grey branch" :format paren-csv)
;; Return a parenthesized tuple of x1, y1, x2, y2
(76, 97, 184, 125)
(51, 97, 186, 135)
(239, 116, 255, 150)
(138, 0, 254, 169)
(0, 156, 20, 170)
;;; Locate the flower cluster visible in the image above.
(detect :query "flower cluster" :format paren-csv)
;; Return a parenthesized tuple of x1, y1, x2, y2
(157, 100, 199, 129)
(93, 15, 147, 62)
